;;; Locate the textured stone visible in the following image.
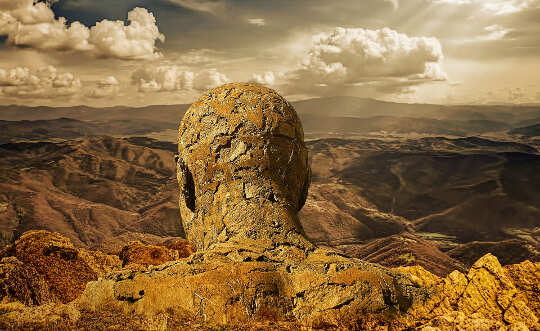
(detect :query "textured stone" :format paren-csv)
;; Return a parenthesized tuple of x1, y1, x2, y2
(176, 83, 311, 251)
(6, 230, 121, 303)
(395, 254, 539, 330)
(160, 238, 194, 258)
(504, 260, 540, 320)
(76, 83, 427, 327)
(119, 241, 180, 267)
(0, 257, 54, 306)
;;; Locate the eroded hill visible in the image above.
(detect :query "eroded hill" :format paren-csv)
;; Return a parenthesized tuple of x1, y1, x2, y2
(0, 136, 184, 251)
(1, 135, 538, 277)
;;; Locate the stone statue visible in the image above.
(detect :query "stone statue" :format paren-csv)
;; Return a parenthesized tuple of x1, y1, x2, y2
(78, 83, 425, 327)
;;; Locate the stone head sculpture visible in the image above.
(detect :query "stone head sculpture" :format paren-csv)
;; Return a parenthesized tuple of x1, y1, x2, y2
(177, 83, 311, 251)
(76, 83, 424, 328)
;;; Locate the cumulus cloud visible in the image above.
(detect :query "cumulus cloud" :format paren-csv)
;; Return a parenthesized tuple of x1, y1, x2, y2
(0, 65, 82, 98)
(0, 1, 164, 60)
(87, 76, 120, 99)
(131, 66, 229, 93)
(260, 27, 447, 95)
(251, 72, 277, 85)
(192, 69, 229, 91)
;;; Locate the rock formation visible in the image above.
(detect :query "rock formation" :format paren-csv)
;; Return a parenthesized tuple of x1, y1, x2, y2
(0, 257, 53, 306)
(160, 238, 194, 258)
(74, 83, 427, 327)
(394, 254, 539, 330)
(0, 230, 122, 304)
(118, 241, 180, 268)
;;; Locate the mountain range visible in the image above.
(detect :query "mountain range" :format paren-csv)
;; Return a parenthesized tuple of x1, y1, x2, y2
(0, 96, 539, 277)
(2, 97, 540, 142)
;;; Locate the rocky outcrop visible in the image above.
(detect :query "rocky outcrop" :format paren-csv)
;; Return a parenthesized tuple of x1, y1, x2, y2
(118, 241, 180, 268)
(0, 257, 53, 306)
(394, 254, 539, 330)
(1, 250, 537, 330)
(0, 230, 122, 304)
(504, 260, 540, 319)
(160, 238, 194, 258)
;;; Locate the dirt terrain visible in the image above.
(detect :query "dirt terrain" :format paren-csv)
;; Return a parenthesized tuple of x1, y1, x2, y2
(1, 135, 538, 276)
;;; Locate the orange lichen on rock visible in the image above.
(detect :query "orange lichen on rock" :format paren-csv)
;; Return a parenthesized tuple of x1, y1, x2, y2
(1, 230, 121, 304)
(160, 238, 194, 258)
(118, 241, 180, 267)
(0, 257, 53, 306)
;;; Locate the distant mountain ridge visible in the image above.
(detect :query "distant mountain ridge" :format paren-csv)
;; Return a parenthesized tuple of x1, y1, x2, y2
(2, 96, 540, 125)
(0, 118, 176, 144)
(2, 96, 540, 140)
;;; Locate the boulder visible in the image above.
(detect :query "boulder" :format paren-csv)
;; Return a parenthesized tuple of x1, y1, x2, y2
(3, 230, 121, 303)
(0, 257, 53, 306)
(118, 241, 180, 267)
(396, 254, 539, 330)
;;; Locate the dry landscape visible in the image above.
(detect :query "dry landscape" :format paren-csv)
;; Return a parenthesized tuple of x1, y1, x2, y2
(0, 93, 539, 329)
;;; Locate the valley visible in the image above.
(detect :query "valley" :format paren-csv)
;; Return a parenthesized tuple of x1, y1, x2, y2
(1, 132, 538, 276)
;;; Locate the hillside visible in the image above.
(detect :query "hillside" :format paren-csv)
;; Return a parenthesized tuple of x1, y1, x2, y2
(1, 135, 538, 276)
(0, 118, 176, 144)
(510, 123, 540, 137)
(2, 97, 540, 139)
(0, 137, 184, 251)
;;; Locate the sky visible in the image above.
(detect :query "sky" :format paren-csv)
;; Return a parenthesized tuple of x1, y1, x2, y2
(0, 0, 539, 107)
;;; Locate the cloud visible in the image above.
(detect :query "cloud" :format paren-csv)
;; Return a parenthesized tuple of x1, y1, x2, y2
(192, 68, 229, 91)
(480, 24, 511, 40)
(247, 18, 266, 26)
(0, 65, 82, 98)
(131, 65, 229, 93)
(164, 0, 225, 14)
(261, 27, 447, 95)
(251, 72, 277, 85)
(508, 87, 525, 101)
(87, 76, 120, 99)
(0, 1, 164, 60)
(98, 76, 119, 87)
(89, 7, 165, 60)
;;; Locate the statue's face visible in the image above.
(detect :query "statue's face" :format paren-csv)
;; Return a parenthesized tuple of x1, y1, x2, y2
(177, 83, 310, 244)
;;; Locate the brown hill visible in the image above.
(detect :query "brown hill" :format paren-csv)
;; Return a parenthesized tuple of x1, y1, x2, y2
(0, 118, 176, 144)
(342, 233, 467, 277)
(307, 139, 540, 241)
(302, 137, 540, 271)
(1, 135, 539, 277)
(0, 137, 184, 249)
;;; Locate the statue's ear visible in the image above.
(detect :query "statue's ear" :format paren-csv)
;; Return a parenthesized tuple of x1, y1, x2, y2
(176, 156, 196, 212)
(298, 166, 311, 211)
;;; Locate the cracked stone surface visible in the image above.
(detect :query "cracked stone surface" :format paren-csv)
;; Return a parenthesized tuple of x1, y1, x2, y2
(74, 83, 428, 327)
(396, 254, 539, 330)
